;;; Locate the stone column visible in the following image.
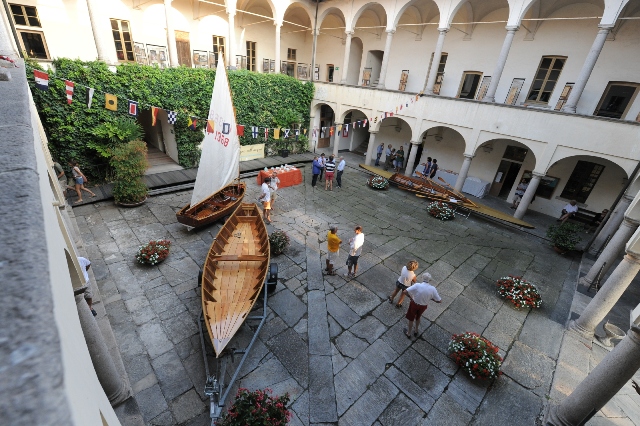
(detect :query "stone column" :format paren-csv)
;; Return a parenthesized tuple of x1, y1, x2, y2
(376, 30, 395, 89)
(570, 253, 640, 338)
(365, 130, 379, 166)
(75, 293, 131, 406)
(164, 0, 179, 67)
(590, 194, 633, 255)
(311, 114, 320, 152)
(580, 218, 639, 288)
(424, 29, 448, 95)
(275, 22, 282, 73)
(86, 0, 114, 63)
(548, 325, 640, 425)
(405, 141, 420, 176)
(483, 26, 518, 103)
(227, 11, 236, 68)
(454, 154, 474, 192)
(311, 28, 319, 81)
(514, 173, 542, 220)
(333, 123, 343, 157)
(340, 31, 354, 84)
(562, 26, 612, 113)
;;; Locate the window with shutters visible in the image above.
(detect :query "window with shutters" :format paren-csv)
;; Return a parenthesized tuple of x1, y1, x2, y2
(9, 4, 50, 59)
(212, 36, 225, 66)
(426, 53, 447, 94)
(246, 41, 256, 71)
(458, 71, 482, 99)
(110, 19, 135, 62)
(526, 56, 566, 104)
(287, 48, 296, 61)
(594, 82, 640, 119)
(560, 161, 605, 203)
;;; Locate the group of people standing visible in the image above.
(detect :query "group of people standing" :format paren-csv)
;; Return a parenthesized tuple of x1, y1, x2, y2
(376, 144, 406, 173)
(419, 157, 439, 179)
(312, 153, 346, 190)
(52, 160, 96, 204)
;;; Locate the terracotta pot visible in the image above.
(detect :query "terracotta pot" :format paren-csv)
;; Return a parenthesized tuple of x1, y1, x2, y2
(553, 245, 567, 255)
(116, 197, 147, 208)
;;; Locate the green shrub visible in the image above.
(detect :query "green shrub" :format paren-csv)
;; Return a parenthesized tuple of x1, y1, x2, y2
(546, 223, 582, 251)
(26, 59, 314, 179)
(110, 141, 148, 204)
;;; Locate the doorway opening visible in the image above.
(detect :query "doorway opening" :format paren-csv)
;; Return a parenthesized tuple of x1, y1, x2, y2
(175, 31, 192, 67)
(365, 50, 383, 86)
(327, 64, 334, 82)
(489, 145, 529, 199)
(458, 71, 482, 99)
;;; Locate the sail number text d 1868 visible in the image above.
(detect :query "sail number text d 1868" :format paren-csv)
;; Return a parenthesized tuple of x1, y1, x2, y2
(214, 131, 229, 147)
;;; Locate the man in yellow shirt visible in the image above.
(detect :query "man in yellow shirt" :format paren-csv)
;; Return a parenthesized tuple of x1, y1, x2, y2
(326, 226, 341, 276)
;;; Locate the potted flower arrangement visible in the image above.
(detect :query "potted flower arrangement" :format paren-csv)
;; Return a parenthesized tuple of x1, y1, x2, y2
(546, 223, 582, 254)
(269, 230, 290, 256)
(496, 275, 542, 309)
(427, 201, 455, 221)
(367, 175, 389, 190)
(136, 240, 171, 265)
(449, 332, 502, 380)
(110, 140, 149, 206)
(217, 388, 291, 426)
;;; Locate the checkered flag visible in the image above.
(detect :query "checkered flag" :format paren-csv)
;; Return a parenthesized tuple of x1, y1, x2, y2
(167, 110, 177, 125)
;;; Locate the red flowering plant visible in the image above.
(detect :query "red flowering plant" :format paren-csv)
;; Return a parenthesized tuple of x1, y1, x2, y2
(216, 388, 291, 426)
(135, 240, 171, 265)
(427, 201, 455, 221)
(496, 275, 542, 309)
(449, 332, 502, 380)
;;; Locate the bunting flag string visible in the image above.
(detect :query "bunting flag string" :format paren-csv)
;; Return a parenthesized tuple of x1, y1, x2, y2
(167, 110, 177, 125)
(65, 80, 74, 104)
(252, 126, 259, 138)
(86, 87, 94, 108)
(128, 100, 138, 116)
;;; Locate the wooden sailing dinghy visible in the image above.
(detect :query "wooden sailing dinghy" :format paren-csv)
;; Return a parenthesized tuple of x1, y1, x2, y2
(176, 54, 244, 228)
(201, 203, 270, 357)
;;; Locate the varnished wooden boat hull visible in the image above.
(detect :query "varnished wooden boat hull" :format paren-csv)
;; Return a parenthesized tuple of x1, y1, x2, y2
(201, 203, 270, 357)
(176, 183, 246, 228)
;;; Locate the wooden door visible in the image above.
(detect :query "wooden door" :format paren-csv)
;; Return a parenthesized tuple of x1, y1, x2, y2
(175, 30, 192, 67)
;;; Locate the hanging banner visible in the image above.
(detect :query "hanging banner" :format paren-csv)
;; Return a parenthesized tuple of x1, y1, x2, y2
(240, 143, 265, 162)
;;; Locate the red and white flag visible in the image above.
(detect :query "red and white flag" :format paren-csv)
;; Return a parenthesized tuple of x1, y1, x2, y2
(65, 80, 74, 104)
(33, 70, 49, 90)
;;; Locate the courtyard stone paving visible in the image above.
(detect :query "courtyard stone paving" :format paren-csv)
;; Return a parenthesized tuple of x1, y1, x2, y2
(74, 157, 587, 425)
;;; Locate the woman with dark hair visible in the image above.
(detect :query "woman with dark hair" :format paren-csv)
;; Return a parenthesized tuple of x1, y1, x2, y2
(69, 161, 96, 203)
(429, 159, 439, 179)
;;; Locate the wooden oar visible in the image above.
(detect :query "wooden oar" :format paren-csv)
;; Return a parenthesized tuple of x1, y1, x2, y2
(437, 177, 477, 207)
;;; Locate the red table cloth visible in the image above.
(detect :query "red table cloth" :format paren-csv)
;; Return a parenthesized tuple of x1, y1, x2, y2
(256, 168, 303, 188)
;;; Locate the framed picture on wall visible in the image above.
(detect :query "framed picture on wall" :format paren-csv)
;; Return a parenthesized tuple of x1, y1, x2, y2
(504, 78, 526, 105)
(263, 58, 270, 73)
(398, 70, 409, 91)
(521, 170, 560, 200)
(555, 83, 574, 110)
(134, 42, 147, 65)
(147, 44, 168, 68)
(476, 76, 492, 101)
(208, 51, 216, 68)
(270, 60, 276, 73)
(362, 68, 372, 86)
(313, 66, 319, 81)
(192, 50, 209, 68)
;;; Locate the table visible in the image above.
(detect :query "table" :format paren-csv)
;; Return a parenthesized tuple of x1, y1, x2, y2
(411, 167, 491, 198)
(256, 168, 303, 188)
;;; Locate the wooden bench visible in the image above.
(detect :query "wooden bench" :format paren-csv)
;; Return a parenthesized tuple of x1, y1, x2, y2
(570, 208, 599, 225)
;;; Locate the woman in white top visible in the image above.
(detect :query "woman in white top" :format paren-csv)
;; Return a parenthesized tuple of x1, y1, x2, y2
(388, 260, 418, 308)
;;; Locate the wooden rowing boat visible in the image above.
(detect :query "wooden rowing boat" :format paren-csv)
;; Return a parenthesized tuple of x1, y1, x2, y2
(176, 182, 246, 228)
(201, 203, 270, 357)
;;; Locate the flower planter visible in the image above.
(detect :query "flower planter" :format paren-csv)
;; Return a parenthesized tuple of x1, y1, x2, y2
(496, 275, 542, 309)
(553, 245, 567, 255)
(367, 175, 389, 190)
(116, 197, 147, 208)
(136, 240, 171, 265)
(449, 332, 502, 380)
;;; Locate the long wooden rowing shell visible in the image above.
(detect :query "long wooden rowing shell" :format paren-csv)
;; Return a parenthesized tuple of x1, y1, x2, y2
(176, 182, 246, 228)
(201, 203, 270, 357)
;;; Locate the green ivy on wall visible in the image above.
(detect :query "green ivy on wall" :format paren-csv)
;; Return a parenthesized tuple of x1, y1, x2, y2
(26, 58, 314, 179)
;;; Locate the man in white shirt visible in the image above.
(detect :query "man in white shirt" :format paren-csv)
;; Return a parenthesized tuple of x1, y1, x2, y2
(336, 156, 346, 188)
(345, 226, 364, 278)
(259, 177, 272, 223)
(402, 272, 441, 338)
(78, 256, 97, 316)
(269, 172, 280, 208)
(559, 200, 579, 223)
(318, 153, 326, 182)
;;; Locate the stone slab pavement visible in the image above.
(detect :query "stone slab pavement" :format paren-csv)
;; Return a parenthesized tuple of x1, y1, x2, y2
(73, 151, 589, 425)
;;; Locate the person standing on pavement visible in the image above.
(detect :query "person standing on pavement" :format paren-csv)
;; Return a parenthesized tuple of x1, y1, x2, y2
(388, 260, 419, 308)
(394, 147, 405, 172)
(259, 177, 272, 223)
(78, 256, 97, 316)
(402, 272, 441, 338)
(325, 226, 341, 276)
(69, 160, 96, 204)
(383, 145, 393, 170)
(324, 155, 336, 191)
(52, 160, 71, 195)
(269, 171, 280, 208)
(345, 226, 364, 279)
(429, 159, 439, 179)
(420, 157, 432, 178)
(336, 156, 346, 188)
(312, 156, 322, 188)
(375, 143, 384, 166)
(318, 153, 326, 182)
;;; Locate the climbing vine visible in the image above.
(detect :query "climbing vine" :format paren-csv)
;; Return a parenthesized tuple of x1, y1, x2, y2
(26, 58, 314, 179)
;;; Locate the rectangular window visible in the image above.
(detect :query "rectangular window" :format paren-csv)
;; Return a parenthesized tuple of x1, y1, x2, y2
(246, 41, 256, 71)
(287, 48, 296, 61)
(503, 145, 528, 162)
(110, 19, 135, 62)
(9, 4, 41, 27)
(526, 56, 566, 104)
(212, 35, 225, 66)
(458, 71, 482, 99)
(430, 53, 448, 95)
(594, 82, 640, 119)
(560, 161, 605, 203)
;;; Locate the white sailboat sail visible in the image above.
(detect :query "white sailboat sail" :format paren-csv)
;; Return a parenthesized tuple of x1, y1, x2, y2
(190, 56, 240, 207)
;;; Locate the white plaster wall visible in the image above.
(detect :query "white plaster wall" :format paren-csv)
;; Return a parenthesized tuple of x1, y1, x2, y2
(417, 127, 466, 173)
(347, 37, 363, 85)
(31, 97, 121, 426)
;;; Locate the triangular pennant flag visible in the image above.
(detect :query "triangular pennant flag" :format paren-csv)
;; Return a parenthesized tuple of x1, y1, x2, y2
(206, 119, 215, 134)
(33, 70, 49, 90)
(343, 124, 349, 138)
(274, 128, 281, 139)
(105, 93, 117, 111)
(65, 80, 74, 104)
(151, 107, 159, 125)
(86, 87, 95, 108)
(264, 128, 269, 141)
(252, 126, 259, 138)
(167, 110, 177, 124)
(128, 100, 138, 116)
(237, 124, 244, 136)
(363, 119, 368, 127)
(284, 129, 290, 139)
(189, 116, 198, 130)
(336, 124, 342, 133)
